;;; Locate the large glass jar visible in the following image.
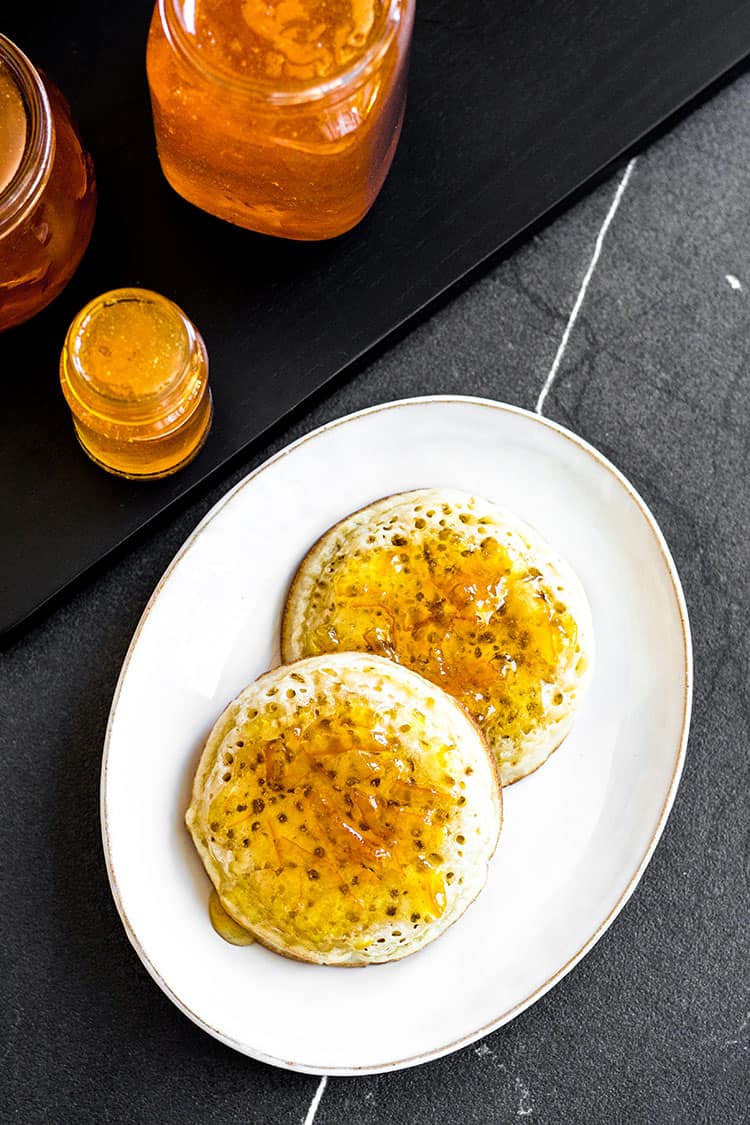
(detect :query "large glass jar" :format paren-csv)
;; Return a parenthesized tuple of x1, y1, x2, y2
(0, 35, 96, 332)
(146, 0, 415, 240)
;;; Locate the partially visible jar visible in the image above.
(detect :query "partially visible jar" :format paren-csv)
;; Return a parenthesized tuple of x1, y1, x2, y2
(146, 0, 415, 241)
(0, 34, 96, 332)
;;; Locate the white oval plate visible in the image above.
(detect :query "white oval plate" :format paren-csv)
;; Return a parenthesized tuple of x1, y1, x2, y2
(102, 396, 691, 1075)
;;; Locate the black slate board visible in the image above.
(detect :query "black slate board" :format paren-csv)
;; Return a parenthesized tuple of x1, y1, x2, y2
(2, 0, 750, 637)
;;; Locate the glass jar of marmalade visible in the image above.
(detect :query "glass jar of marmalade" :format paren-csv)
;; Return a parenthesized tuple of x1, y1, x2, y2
(59, 288, 212, 480)
(146, 0, 415, 240)
(0, 34, 96, 332)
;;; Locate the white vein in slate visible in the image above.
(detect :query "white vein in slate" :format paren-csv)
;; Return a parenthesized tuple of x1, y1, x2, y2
(303, 1076, 328, 1124)
(535, 158, 637, 415)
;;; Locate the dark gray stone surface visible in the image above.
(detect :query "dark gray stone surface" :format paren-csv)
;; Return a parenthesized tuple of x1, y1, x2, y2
(3, 68, 749, 1125)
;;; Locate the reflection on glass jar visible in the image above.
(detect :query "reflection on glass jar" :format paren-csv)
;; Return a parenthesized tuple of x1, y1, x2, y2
(0, 34, 96, 332)
(146, 0, 415, 240)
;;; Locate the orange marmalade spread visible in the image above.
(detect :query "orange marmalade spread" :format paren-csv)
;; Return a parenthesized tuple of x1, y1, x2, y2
(146, 0, 415, 239)
(301, 526, 579, 752)
(204, 690, 462, 950)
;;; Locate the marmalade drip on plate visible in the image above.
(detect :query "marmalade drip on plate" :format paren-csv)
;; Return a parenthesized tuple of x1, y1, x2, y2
(301, 516, 580, 757)
(204, 689, 467, 952)
(208, 889, 256, 944)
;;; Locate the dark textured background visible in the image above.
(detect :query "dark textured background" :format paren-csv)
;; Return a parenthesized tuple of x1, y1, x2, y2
(3, 51, 750, 1125)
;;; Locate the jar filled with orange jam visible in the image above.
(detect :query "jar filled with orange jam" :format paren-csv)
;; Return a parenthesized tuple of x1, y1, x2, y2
(0, 34, 96, 332)
(146, 0, 415, 240)
(59, 288, 212, 480)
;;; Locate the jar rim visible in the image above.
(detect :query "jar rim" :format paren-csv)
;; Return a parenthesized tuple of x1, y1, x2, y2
(158, 0, 405, 105)
(60, 287, 208, 430)
(0, 34, 54, 239)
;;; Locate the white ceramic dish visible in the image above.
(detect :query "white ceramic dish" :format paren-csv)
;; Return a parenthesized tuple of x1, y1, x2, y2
(101, 396, 692, 1075)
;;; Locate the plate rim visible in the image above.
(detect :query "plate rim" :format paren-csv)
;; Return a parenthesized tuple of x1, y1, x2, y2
(100, 395, 693, 1075)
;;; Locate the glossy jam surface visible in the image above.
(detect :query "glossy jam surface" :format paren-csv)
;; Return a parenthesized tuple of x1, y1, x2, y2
(0, 62, 26, 193)
(146, 0, 414, 239)
(0, 55, 96, 332)
(59, 289, 212, 480)
(297, 520, 580, 753)
(75, 296, 191, 400)
(201, 686, 464, 954)
(191, 0, 389, 83)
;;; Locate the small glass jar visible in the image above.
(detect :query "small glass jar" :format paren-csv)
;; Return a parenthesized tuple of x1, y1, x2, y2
(0, 34, 96, 332)
(59, 288, 212, 480)
(146, 0, 415, 240)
